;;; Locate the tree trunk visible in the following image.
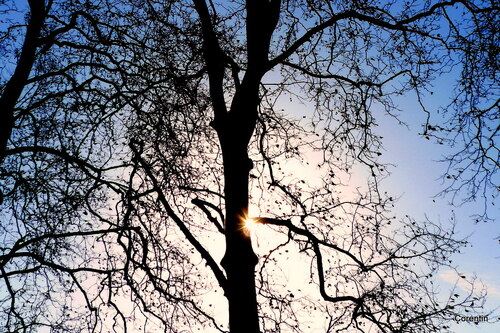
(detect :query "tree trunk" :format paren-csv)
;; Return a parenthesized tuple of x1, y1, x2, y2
(219, 117, 260, 333)
(194, 0, 279, 327)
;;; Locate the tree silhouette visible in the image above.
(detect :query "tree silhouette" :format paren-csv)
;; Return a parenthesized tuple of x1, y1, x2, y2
(1, 0, 497, 332)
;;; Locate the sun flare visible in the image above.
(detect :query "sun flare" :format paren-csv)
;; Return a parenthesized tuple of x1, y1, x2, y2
(242, 217, 259, 236)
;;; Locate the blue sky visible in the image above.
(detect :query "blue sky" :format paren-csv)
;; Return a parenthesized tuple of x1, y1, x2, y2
(376, 104, 499, 333)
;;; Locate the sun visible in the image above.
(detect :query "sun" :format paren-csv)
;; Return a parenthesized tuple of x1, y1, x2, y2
(242, 217, 259, 237)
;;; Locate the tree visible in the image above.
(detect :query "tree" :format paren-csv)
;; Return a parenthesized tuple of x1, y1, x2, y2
(0, 0, 45, 163)
(1, 0, 498, 332)
(0, 0, 139, 330)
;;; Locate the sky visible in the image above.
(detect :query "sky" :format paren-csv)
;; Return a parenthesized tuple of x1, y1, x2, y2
(376, 110, 499, 333)
(2, 1, 498, 332)
(262, 83, 500, 331)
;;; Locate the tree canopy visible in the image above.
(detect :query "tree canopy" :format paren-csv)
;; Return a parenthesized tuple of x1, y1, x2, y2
(0, 0, 498, 332)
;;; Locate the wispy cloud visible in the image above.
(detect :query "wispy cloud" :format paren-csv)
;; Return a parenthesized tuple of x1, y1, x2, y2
(439, 269, 500, 298)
